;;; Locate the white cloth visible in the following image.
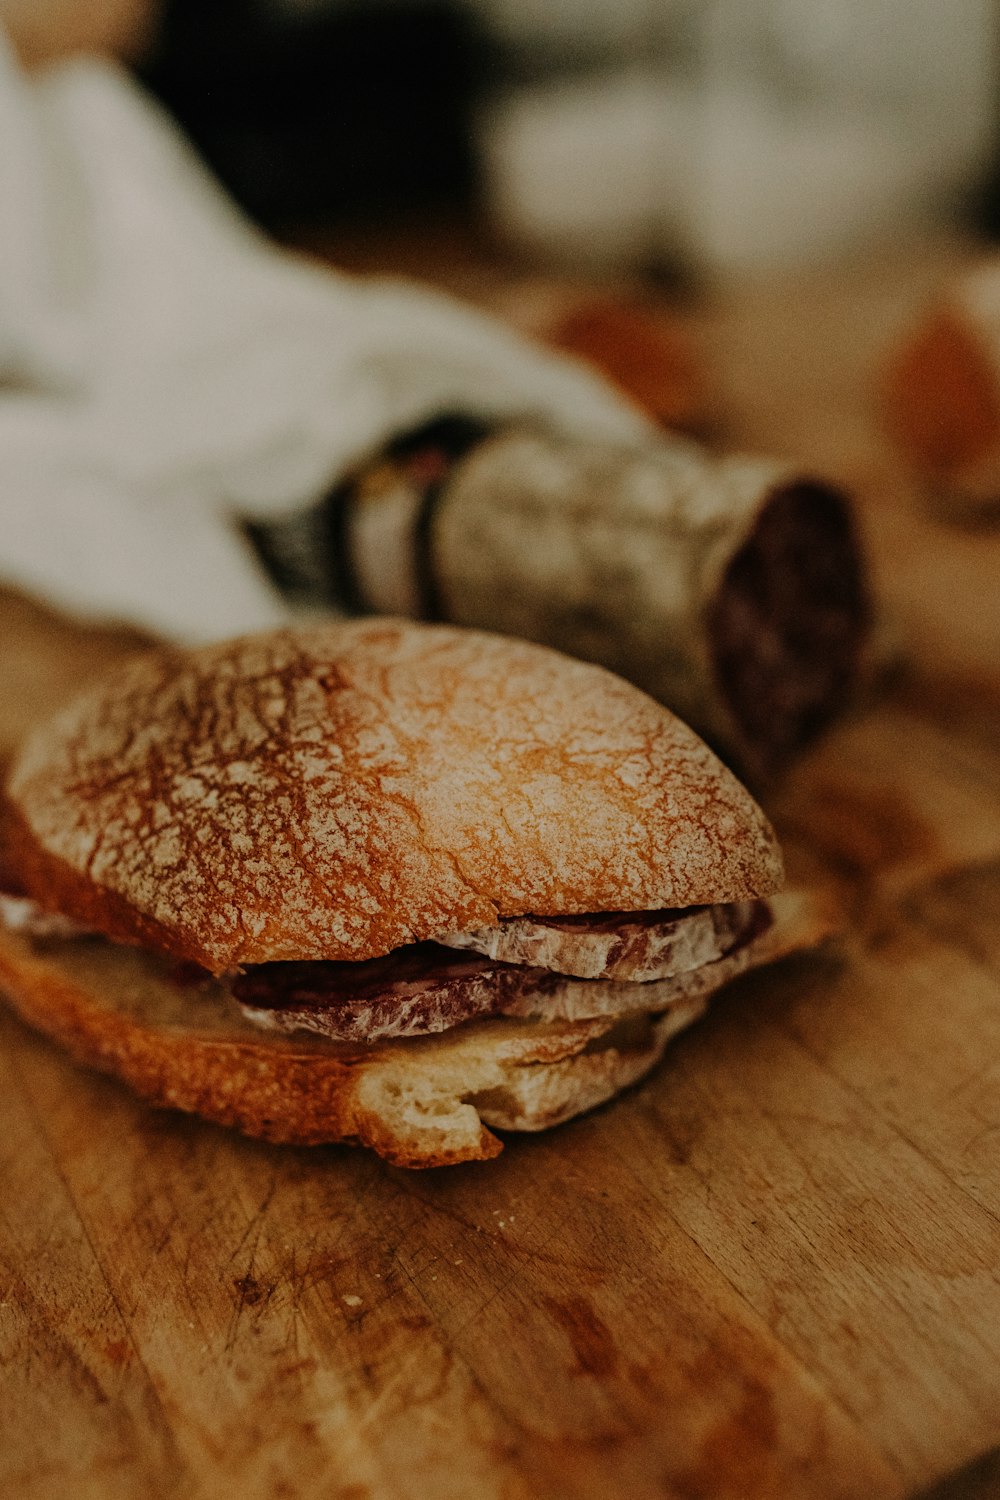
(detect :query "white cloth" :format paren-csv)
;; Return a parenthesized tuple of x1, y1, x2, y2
(0, 31, 651, 640)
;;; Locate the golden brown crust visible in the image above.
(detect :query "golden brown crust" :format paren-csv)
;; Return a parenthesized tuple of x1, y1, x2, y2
(0, 888, 833, 1166)
(6, 621, 782, 974)
(0, 922, 492, 1165)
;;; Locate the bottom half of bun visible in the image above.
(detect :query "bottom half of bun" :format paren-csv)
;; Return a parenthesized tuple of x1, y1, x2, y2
(0, 890, 833, 1167)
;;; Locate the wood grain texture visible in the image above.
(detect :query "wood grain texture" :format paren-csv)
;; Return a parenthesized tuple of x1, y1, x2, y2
(3, 240, 1000, 1499)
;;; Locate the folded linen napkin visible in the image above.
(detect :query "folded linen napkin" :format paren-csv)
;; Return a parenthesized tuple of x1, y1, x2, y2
(0, 27, 649, 640)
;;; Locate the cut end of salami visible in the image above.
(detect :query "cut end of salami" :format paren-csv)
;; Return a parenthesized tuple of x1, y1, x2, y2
(708, 480, 870, 778)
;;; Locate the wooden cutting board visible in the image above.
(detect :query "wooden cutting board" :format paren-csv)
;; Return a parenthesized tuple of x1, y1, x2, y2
(3, 243, 1000, 1500)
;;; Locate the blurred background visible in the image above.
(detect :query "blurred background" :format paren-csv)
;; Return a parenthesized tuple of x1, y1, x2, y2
(5, 0, 998, 278)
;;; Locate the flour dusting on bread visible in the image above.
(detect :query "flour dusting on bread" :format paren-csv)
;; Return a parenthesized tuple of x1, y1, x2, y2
(8, 621, 781, 973)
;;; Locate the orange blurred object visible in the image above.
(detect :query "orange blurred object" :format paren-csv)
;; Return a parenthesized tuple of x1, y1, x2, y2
(884, 306, 1000, 482)
(544, 296, 709, 434)
(0, 0, 159, 64)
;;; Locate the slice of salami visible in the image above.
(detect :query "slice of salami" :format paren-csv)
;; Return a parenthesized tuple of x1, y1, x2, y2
(232, 901, 773, 1043)
(233, 943, 539, 1043)
(435, 900, 762, 980)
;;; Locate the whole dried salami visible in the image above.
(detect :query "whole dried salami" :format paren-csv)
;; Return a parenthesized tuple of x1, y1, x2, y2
(431, 429, 870, 777)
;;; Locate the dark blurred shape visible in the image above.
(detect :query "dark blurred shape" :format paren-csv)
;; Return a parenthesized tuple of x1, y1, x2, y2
(139, 0, 490, 227)
(976, 166, 1000, 241)
(242, 413, 489, 614)
(910, 1446, 1000, 1500)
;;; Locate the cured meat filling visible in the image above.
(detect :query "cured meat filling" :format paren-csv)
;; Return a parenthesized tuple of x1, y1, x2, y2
(437, 902, 758, 980)
(232, 899, 772, 1043)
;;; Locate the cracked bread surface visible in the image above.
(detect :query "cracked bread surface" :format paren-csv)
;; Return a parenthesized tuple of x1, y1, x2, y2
(5, 620, 782, 974)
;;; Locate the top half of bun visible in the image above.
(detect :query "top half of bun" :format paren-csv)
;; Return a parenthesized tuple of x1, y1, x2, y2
(3, 620, 782, 974)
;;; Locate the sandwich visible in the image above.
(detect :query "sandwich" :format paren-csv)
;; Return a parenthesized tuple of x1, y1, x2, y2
(0, 619, 825, 1166)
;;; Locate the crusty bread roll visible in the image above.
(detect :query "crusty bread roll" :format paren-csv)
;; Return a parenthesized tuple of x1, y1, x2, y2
(0, 619, 819, 1166)
(5, 620, 782, 972)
